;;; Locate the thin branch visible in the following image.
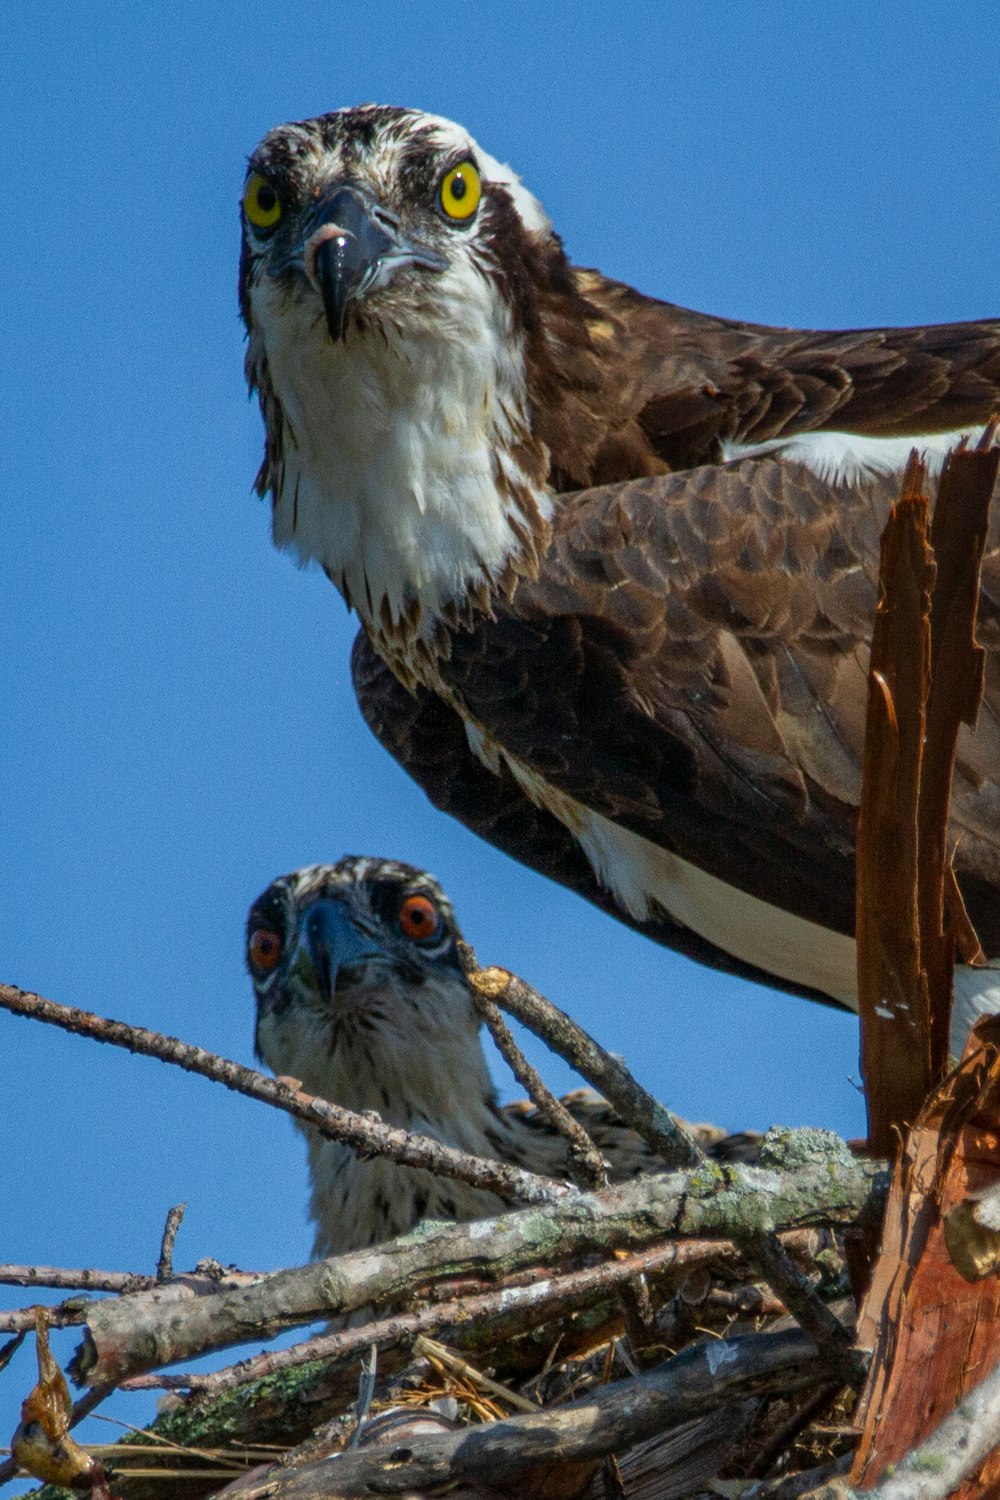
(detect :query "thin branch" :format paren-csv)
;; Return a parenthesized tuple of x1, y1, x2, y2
(0, 981, 567, 1208)
(459, 948, 704, 1168)
(746, 1230, 865, 1386)
(0, 1329, 26, 1373)
(0, 1265, 157, 1293)
(0, 1262, 261, 1293)
(119, 1237, 746, 1397)
(156, 1203, 186, 1282)
(72, 1137, 884, 1386)
(0, 1302, 93, 1333)
(471, 983, 609, 1188)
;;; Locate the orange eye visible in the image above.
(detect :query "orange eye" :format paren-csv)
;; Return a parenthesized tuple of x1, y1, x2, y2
(398, 894, 441, 942)
(248, 927, 283, 973)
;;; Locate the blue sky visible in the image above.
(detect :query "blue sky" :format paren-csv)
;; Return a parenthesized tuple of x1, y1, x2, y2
(3, 2, 998, 1480)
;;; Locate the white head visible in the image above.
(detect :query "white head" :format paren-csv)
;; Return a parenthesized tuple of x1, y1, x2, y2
(240, 106, 561, 668)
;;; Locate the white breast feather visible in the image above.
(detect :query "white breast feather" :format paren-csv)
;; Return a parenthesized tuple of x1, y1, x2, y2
(252, 260, 551, 641)
(257, 970, 510, 1256)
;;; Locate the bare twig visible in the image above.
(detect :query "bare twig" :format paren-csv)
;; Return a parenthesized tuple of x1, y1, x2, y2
(0, 1265, 156, 1293)
(459, 947, 704, 1168)
(0, 1301, 93, 1334)
(0, 1262, 260, 1294)
(471, 984, 610, 1188)
(156, 1204, 186, 1282)
(0, 1329, 26, 1373)
(72, 1138, 884, 1386)
(0, 982, 567, 1208)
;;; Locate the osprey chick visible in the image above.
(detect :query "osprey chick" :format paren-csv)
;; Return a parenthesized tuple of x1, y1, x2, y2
(247, 857, 675, 1256)
(240, 106, 1000, 1037)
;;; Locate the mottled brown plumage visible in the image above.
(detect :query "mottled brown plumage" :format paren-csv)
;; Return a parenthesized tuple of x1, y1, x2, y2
(354, 456, 1000, 1001)
(240, 105, 1000, 1023)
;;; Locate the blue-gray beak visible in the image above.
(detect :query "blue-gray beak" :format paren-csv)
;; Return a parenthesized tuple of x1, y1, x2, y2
(298, 898, 381, 1002)
(308, 187, 445, 341)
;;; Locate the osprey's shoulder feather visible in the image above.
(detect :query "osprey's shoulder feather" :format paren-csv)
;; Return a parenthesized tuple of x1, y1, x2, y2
(564, 271, 1000, 475)
(355, 452, 1000, 981)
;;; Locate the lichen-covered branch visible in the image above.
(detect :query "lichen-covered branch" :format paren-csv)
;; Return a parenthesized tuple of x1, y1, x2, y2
(118, 1235, 748, 1397)
(72, 1130, 883, 1386)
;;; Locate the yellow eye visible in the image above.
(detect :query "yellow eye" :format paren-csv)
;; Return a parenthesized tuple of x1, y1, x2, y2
(243, 172, 282, 231)
(438, 160, 481, 222)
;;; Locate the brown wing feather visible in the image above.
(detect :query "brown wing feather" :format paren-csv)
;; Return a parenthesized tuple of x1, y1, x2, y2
(549, 272, 1000, 476)
(426, 457, 1000, 954)
(351, 633, 851, 1003)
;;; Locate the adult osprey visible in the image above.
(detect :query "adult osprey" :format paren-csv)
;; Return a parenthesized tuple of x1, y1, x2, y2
(248, 857, 686, 1254)
(240, 106, 1000, 1038)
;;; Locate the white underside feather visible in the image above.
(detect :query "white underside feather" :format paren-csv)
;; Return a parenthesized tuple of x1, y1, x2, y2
(463, 721, 999, 1052)
(722, 428, 976, 484)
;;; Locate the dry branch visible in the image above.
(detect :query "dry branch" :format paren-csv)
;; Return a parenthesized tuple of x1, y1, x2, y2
(744, 1232, 862, 1387)
(155, 1204, 186, 1283)
(460, 950, 704, 1168)
(227, 1326, 825, 1498)
(117, 1236, 752, 1397)
(70, 1130, 882, 1386)
(0, 1268, 156, 1294)
(468, 981, 610, 1188)
(0, 982, 566, 1208)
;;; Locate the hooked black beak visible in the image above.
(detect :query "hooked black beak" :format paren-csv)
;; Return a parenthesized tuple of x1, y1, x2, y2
(301, 898, 380, 1003)
(307, 187, 445, 342)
